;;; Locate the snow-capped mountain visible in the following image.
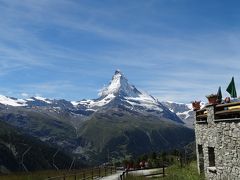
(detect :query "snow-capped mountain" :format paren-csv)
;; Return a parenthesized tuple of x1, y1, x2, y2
(74, 70, 182, 123)
(75, 70, 159, 109)
(0, 70, 183, 124)
(162, 101, 205, 128)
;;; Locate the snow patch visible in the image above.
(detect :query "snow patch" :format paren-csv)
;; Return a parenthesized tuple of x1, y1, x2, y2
(125, 92, 163, 111)
(34, 96, 52, 104)
(79, 94, 116, 108)
(71, 101, 79, 106)
(0, 95, 26, 106)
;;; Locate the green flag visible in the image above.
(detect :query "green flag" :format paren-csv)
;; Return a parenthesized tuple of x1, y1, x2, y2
(226, 77, 237, 98)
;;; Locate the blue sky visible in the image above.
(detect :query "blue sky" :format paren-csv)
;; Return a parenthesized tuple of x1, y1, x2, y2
(0, 0, 240, 103)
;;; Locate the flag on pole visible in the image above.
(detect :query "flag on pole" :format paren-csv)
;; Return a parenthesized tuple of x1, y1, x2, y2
(217, 86, 222, 102)
(226, 77, 237, 98)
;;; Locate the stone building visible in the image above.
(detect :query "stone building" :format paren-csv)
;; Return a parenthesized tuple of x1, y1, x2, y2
(195, 102, 240, 179)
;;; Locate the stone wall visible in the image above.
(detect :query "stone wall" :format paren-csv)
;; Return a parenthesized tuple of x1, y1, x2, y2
(195, 105, 240, 180)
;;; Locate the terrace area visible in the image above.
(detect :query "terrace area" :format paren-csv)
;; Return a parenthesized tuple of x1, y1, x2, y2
(196, 102, 240, 124)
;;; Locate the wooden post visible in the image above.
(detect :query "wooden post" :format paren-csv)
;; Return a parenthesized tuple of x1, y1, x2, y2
(180, 153, 183, 168)
(92, 168, 94, 179)
(83, 171, 85, 180)
(163, 162, 165, 177)
(98, 167, 101, 177)
(74, 172, 77, 180)
(105, 167, 107, 176)
(63, 174, 66, 180)
(110, 167, 112, 174)
(122, 172, 125, 180)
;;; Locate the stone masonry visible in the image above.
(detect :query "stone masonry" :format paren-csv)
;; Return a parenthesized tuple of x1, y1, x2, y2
(195, 105, 240, 180)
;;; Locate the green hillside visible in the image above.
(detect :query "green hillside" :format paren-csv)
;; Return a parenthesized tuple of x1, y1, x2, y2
(77, 109, 195, 165)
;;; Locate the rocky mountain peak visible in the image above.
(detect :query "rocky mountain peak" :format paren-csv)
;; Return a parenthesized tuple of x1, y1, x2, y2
(99, 70, 140, 98)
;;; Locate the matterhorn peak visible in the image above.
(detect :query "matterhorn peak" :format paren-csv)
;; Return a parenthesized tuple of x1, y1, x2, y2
(76, 70, 183, 124)
(99, 70, 140, 98)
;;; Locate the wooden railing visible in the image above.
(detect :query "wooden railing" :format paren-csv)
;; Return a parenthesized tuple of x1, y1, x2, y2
(196, 108, 207, 123)
(196, 102, 240, 123)
(214, 102, 240, 121)
(45, 166, 116, 180)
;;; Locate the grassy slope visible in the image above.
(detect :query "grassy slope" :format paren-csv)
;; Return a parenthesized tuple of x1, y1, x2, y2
(125, 161, 203, 180)
(163, 161, 204, 180)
